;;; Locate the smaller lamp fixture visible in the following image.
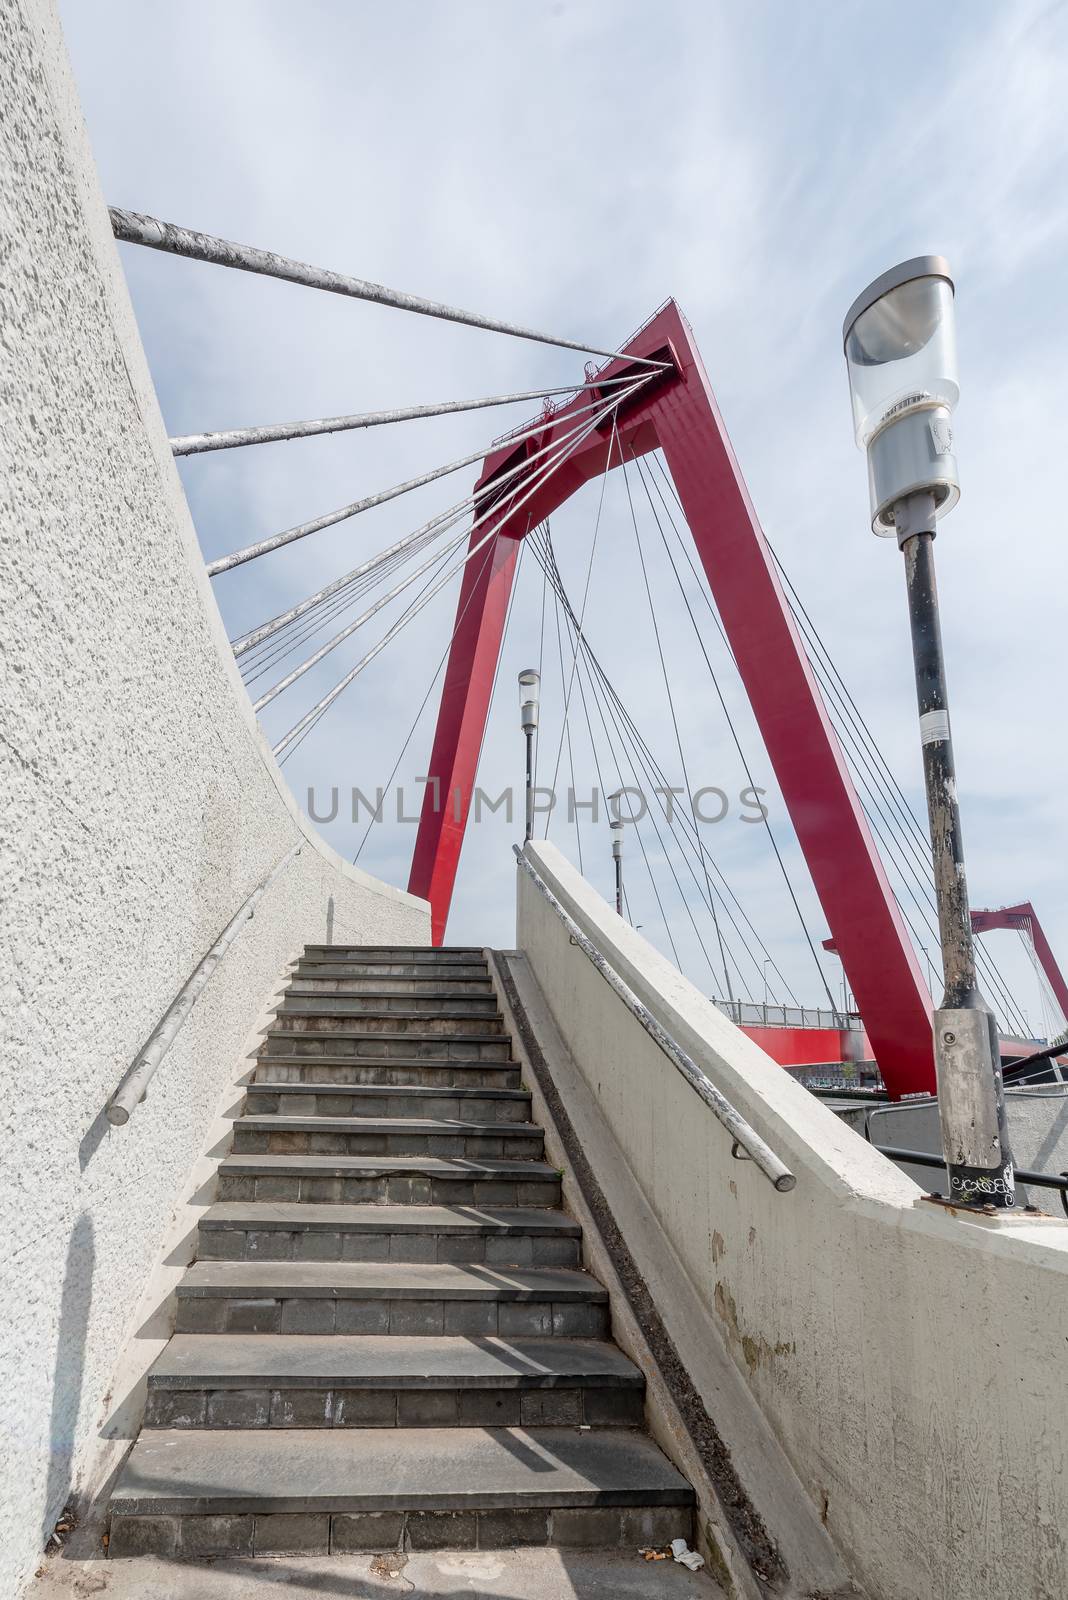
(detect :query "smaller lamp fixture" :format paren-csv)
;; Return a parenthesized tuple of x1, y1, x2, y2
(518, 668, 540, 733)
(609, 817, 625, 917)
(842, 256, 960, 536)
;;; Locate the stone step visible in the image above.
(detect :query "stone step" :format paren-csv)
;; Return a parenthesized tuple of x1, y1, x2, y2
(278, 993, 501, 1017)
(174, 1261, 608, 1338)
(293, 964, 491, 984)
(271, 1011, 506, 1036)
(260, 1031, 513, 1060)
(244, 1082, 532, 1123)
(143, 1334, 645, 1429)
(197, 1202, 581, 1266)
(253, 1056, 522, 1089)
(232, 1116, 544, 1161)
(109, 1426, 693, 1556)
(217, 1153, 561, 1208)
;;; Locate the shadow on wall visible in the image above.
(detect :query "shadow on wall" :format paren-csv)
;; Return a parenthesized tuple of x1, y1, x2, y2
(326, 895, 335, 945)
(41, 1213, 95, 1550)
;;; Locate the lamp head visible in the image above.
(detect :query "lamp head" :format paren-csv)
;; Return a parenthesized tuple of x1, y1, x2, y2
(518, 668, 540, 732)
(843, 256, 960, 534)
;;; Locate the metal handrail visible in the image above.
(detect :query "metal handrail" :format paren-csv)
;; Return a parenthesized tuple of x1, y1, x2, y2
(514, 846, 796, 1193)
(873, 1145, 1068, 1218)
(106, 843, 302, 1126)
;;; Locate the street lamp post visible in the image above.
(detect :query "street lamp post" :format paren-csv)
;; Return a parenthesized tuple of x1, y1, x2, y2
(610, 819, 625, 916)
(607, 790, 627, 917)
(843, 256, 1015, 1210)
(518, 669, 540, 844)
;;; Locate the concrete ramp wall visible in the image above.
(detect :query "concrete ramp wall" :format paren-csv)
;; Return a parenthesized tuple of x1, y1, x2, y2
(0, 3, 429, 1593)
(518, 841, 1068, 1600)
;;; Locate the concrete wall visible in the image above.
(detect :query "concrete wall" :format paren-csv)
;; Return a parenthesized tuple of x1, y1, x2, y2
(0, 3, 429, 1593)
(518, 842, 1068, 1600)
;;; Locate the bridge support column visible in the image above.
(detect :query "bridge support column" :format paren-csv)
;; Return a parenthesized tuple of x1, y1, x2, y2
(407, 529, 519, 944)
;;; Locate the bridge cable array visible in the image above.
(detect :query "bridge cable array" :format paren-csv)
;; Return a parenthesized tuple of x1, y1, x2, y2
(113, 205, 1031, 1028)
(649, 457, 1030, 1036)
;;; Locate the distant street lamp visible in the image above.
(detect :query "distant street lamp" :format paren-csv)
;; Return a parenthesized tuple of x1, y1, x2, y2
(518, 669, 540, 844)
(843, 256, 1015, 1210)
(607, 790, 626, 917)
(610, 819, 625, 917)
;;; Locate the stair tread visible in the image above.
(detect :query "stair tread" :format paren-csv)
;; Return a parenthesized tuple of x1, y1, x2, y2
(294, 960, 489, 972)
(220, 1153, 556, 1178)
(262, 1030, 509, 1042)
(248, 1081, 529, 1101)
(272, 1017, 504, 1028)
(149, 1334, 640, 1388)
(237, 1115, 541, 1136)
(180, 1261, 604, 1299)
(286, 979, 498, 992)
(302, 946, 484, 955)
(200, 1202, 580, 1234)
(255, 1054, 517, 1068)
(111, 1426, 692, 1514)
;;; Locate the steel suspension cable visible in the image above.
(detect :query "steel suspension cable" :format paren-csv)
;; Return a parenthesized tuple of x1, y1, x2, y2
(645, 455, 950, 991)
(542, 544, 688, 972)
(620, 451, 738, 1009)
(635, 454, 840, 1013)
(530, 528, 742, 990)
(537, 532, 792, 1002)
(233, 512, 467, 660)
(275, 532, 464, 771)
(254, 519, 476, 710)
(170, 374, 642, 456)
(351, 538, 510, 862)
(240, 522, 455, 684)
(209, 383, 650, 577)
(543, 415, 619, 835)
(547, 556, 585, 873)
(111, 207, 671, 368)
(470, 533, 529, 828)
(767, 544, 1030, 1035)
(269, 386, 634, 758)
(230, 383, 650, 655)
(645, 452, 1012, 1023)
(531, 525, 548, 796)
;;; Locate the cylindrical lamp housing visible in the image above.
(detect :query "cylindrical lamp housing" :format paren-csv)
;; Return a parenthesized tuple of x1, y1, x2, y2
(843, 257, 960, 534)
(610, 819, 624, 860)
(518, 668, 540, 733)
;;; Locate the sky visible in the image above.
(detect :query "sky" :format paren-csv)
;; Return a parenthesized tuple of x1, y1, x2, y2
(59, 0, 1068, 1038)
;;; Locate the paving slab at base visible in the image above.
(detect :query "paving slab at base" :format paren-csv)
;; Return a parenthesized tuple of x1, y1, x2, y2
(29, 1548, 723, 1598)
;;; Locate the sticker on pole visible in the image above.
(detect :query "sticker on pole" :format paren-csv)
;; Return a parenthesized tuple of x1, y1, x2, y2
(920, 710, 950, 746)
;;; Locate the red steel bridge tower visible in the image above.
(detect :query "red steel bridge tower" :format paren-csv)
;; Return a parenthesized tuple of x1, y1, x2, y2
(408, 300, 937, 1098)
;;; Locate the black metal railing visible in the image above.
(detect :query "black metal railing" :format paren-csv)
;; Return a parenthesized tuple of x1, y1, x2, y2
(873, 1145, 1068, 1218)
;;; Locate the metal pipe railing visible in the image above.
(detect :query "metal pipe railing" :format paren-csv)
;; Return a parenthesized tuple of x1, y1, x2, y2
(873, 1145, 1068, 1218)
(514, 846, 796, 1193)
(106, 844, 302, 1126)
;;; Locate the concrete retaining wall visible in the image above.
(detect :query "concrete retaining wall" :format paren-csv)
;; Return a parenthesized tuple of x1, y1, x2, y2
(0, 3, 429, 1593)
(519, 842, 1068, 1600)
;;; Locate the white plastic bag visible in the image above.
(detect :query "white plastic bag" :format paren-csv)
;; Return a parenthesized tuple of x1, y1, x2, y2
(670, 1537, 706, 1571)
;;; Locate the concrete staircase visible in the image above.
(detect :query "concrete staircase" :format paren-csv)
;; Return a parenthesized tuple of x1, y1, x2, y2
(108, 946, 694, 1559)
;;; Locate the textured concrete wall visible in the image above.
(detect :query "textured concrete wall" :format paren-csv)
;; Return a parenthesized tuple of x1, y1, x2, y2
(519, 843, 1068, 1600)
(0, 3, 429, 1593)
